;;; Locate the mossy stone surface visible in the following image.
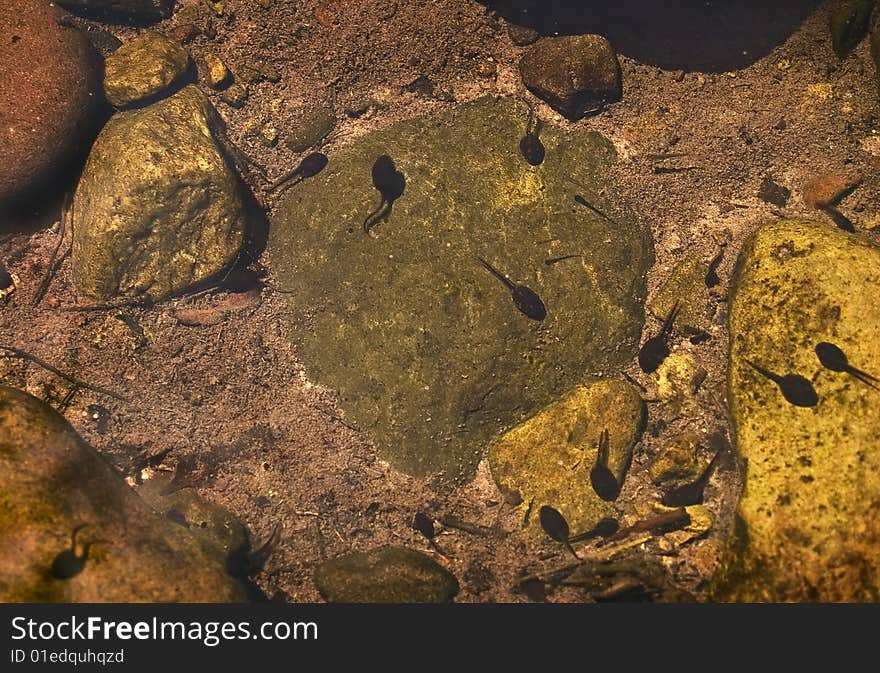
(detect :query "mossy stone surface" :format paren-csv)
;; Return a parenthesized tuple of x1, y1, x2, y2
(649, 431, 707, 489)
(314, 546, 458, 603)
(489, 379, 646, 537)
(103, 31, 190, 108)
(648, 253, 712, 332)
(712, 220, 880, 602)
(0, 386, 247, 602)
(270, 97, 652, 480)
(72, 85, 246, 302)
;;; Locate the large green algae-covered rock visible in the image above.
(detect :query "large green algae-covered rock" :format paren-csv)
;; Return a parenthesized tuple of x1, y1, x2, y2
(0, 386, 247, 602)
(712, 220, 880, 602)
(271, 97, 652, 480)
(72, 85, 246, 302)
(489, 379, 646, 537)
(314, 546, 459, 603)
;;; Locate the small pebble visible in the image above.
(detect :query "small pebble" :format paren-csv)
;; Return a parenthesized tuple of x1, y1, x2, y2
(203, 53, 230, 88)
(220, 83, 248, 108)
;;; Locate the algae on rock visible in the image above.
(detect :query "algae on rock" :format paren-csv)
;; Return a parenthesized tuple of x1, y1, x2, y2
(270, 97, 652, 480)
(72, 85, 246, 302)
(712, 220, 880, 602)
(0, 386, 247, 602)
(314, 546, 459, 603)
(489, 379, 646, 537)
(103, 31, 191, 108)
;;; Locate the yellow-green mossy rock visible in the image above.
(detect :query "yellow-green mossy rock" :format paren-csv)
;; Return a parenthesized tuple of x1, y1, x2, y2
(103, 31, 191, 108)
(72, 85, 246, 302)
(489, 379, 646, 537)
(712, 220, 880, 602)
(648, 253, 712, 332)
(648, 430, 707, 489)
(270, 97, 653, 480)
(0, 386, 248, 602)
(314, 546, 459, 603)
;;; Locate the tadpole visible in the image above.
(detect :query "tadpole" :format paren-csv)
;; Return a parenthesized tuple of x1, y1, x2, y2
(744, 359, 819, 407)
(476, 257, 546, 321)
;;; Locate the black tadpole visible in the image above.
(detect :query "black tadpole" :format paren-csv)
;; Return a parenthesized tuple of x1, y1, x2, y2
(538, 505, 578, 560)
(638, 301, 680, 373)
(590, 428, 620, 502)
(815, 342, 879, 390)
(269, 152, 328, 192)
(568, 517, 620, 543)
(51, 524, 94, 580)
(519, 108, 545, 166)
(744, 359, 819, 407)
(476, 257, 546, 321)
(363, 154, 406, 234)
(705, 248, 724, 288)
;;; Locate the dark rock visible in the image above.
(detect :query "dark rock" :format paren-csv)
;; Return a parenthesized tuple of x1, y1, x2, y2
(57, 0, 174, 23)
(0, 0, 100, 209)
(829, 0, 874, 58)
(314, 546, 459, 603)
(507, 22, 539, 46)
(519, 34, 621, 120)
(270, 97, 652, 480)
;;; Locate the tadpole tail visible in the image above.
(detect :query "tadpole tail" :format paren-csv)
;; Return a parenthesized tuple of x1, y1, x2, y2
(847, 364, 880, 384)
(744, 359, 780, 384)
(476, 257, 515, 290)
(268, 170, 300, 192)
(362, 198, 387, 233)
(849, 369, 880, 391)
(661, 300, 680, 337)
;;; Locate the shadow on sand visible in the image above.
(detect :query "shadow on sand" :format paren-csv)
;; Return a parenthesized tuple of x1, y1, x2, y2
(484, 0, 822, 72)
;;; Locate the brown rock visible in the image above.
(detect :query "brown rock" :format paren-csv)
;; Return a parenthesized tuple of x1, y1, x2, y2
(519, 34, 621, 120)
(0, 0, 100, 209)
(802, 173, 861, 209)
(0, 386, 248, 602)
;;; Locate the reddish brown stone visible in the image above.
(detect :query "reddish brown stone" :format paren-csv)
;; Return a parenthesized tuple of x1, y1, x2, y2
(0, 0, 99, 209)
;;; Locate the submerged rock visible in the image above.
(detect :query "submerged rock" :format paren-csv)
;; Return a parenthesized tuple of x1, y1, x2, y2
(72, 85, 246, 301)
(489, 379, 646, 537)
(270, 97, 652, 480)
(648, 253, 712, 333)
(314, 547, 458, 603)
(58, 0, 175, 23)
(519, 35, 621, 120)
(829, 0, 873, 58)
(103, 31, 190, 107)
(713, 220, 880, 602)
(649, 431, 708, 490)
(0, 0, 99, 209)
(284, 105, 336, 153)
(0, 386, 247, 602)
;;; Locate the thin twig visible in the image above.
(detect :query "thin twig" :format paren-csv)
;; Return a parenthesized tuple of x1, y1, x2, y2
(32, 193, 73, 307)
(0, 345, 125, 401)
